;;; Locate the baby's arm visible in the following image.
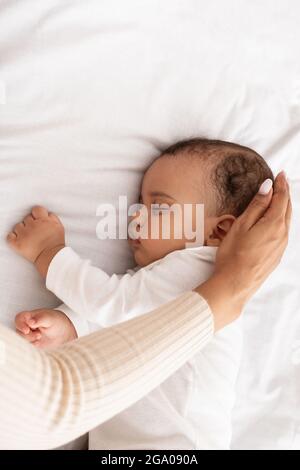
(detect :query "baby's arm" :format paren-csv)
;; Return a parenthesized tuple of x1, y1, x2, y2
(45, 247, 214, 331)
(7, 206, 214, 332)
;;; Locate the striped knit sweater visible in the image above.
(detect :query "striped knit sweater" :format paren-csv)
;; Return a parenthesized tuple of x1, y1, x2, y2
(0, 291, 213, 449)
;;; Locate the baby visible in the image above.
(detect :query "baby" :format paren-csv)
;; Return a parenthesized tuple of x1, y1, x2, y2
(8, 138, 274, 449)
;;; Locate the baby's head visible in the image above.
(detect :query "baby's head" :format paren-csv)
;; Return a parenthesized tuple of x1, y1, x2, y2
(129, 138, 274, 267)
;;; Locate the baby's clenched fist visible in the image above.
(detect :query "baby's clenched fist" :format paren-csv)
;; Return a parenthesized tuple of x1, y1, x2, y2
(7, 206, 65, 276)
(15, 308, 77, 349)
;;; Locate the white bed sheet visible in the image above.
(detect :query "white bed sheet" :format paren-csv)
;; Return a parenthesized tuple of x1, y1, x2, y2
(0, 0, 299, 449)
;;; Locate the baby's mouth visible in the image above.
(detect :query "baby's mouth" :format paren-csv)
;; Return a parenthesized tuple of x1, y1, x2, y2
(128, 223, 142, 247)
(128, 237, 141, 249)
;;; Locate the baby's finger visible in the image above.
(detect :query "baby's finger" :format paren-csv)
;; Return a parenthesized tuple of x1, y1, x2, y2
(28, 310, 53, 329)
(15, 311, 33, 334)
(12, 222, 25, 236)
(31, 206, 49, 220)
(7, 232, 17, 243)
(17, 329, 42, 343)
(23, 214, 35, 226)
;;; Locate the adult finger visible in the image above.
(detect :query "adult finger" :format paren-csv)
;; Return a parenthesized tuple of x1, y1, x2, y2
(262, 172, 289, 224)
(284, 179, 292, 231)
(286, 198, 292, 230)
(237, 179, 273, 231)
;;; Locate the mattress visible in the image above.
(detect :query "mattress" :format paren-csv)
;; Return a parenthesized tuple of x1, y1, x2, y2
(0, 0, 299, 449)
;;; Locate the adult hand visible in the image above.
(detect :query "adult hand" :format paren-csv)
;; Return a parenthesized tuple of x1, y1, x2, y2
(196, 172, 292, 330)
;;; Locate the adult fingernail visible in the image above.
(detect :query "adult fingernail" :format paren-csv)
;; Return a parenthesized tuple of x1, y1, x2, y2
(258, 178, 273, 195)
(279, 170, 287, 180)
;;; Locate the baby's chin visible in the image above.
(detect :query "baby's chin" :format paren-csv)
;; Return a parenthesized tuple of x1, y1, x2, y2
(133, 249, 150, 267)
(131, 243, 161, 267)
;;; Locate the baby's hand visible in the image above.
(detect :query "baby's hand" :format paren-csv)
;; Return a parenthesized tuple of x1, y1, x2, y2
(7, 206, 65, 277)
(15, 308, 77, 349)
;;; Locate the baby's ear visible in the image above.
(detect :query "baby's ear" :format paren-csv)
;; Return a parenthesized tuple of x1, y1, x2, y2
(206, 215, 236, 247)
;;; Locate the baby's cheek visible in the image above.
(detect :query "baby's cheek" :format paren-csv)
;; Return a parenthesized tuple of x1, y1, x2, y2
(138, 239, 163, 265)
(133, 249, 146, 267)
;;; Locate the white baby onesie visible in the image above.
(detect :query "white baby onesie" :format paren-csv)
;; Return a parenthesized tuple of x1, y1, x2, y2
(46, 246, 243, 450)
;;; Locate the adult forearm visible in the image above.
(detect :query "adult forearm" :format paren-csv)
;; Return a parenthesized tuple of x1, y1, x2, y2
(195, 272, 247, 331)
(0, 291, 213, 449)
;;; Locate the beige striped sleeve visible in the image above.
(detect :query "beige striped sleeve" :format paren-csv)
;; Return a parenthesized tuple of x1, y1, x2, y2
(0, 291, 213, 449)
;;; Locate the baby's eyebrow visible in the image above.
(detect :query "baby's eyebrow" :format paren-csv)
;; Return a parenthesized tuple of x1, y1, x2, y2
(150, 191, 176, 201)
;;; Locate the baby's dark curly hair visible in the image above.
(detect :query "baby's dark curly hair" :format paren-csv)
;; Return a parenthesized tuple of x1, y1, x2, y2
(161, 138, 274, 217)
